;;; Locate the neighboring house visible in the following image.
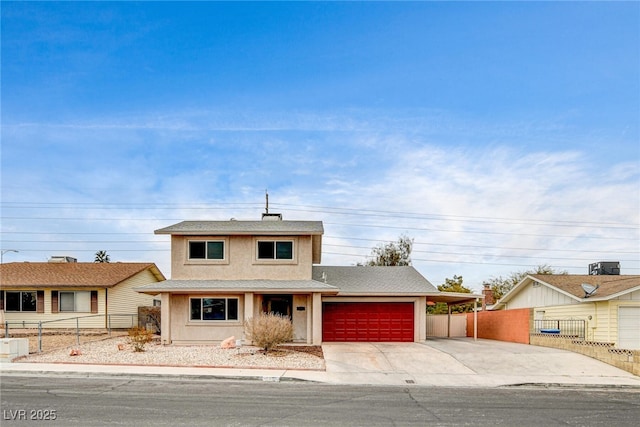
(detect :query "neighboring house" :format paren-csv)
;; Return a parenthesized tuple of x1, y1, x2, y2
(492, 274, 640, 349)
(135, 214, 480, 345)
(0, 262, 165, 329)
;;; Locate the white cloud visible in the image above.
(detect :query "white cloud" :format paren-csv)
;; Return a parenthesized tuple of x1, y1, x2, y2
(2, 111, 638, 291)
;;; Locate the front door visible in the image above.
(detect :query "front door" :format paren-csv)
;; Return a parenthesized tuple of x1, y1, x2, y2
(263, 295, 292, 319)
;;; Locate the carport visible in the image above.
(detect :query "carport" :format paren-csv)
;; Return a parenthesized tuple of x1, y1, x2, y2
(425, 292, 484, 340)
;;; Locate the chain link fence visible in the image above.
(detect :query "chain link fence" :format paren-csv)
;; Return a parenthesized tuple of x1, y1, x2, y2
(3, 314, 137, 353)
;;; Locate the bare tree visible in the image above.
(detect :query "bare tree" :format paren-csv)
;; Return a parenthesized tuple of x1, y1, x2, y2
(487, 264, 568, 301)
(365, 234, 413, 266)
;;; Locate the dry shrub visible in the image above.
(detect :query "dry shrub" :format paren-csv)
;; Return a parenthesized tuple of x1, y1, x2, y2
(244, 313, 293, 352)
(127, 326, 154, 352)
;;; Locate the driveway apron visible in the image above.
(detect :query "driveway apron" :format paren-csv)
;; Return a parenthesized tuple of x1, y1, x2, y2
(319, 338, 640, 387)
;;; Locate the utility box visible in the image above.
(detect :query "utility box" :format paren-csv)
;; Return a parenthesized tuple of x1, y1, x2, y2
(0, 338, 29, 363)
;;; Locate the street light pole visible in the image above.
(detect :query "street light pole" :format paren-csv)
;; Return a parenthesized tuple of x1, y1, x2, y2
(1, 249, 19, 264)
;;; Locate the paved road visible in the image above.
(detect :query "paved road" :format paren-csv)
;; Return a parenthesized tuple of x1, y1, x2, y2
(2, 376, 639, 426)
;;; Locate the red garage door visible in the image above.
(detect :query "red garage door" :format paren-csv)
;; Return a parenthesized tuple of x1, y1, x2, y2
(322, 302, 414, 342)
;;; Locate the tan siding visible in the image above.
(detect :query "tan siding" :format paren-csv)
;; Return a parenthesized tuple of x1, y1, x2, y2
(3, 289, 107, 328)
(508, 282, 576, 309)
(608, 301, 640, 347)
(4, 269, 160, 330)
(613, 290, 640, 302)
(539, 302, 614, 343)
(108, 269, 159, 328)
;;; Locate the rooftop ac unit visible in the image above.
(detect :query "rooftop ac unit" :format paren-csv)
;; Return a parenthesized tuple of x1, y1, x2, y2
(588, 261, 620, 275)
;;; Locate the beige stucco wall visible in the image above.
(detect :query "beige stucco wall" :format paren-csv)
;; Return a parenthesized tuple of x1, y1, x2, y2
(170, 235, 314, 280)
(292, 294, 309, 342)
(168, 294, 246, 344)
(163, 292, 318, 345)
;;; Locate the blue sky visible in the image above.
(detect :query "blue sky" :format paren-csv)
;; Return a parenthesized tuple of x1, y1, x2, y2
(2, 1, 639, 291)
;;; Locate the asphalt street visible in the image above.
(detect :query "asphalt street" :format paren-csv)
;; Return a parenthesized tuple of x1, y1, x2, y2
(2, 376, 639, 426)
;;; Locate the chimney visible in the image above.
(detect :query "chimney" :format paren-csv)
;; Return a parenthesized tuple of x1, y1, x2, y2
(482, 284, 494, 310)
(261, 213, 283, 221)
(262, 190, 282, 220)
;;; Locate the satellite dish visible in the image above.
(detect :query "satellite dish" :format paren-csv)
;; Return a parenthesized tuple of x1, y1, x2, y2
(581, 283, 599, 298)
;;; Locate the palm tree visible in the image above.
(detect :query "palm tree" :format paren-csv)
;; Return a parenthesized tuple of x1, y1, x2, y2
(94, 250, 110, 263)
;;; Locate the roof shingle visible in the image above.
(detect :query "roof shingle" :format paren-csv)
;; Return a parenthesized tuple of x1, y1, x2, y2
(0, 263, 165, 289)
(135, 279, 338, 293)
(155, 220, 324, 235)
(530, 274, 640, 299)
(312, 266, 438, 295)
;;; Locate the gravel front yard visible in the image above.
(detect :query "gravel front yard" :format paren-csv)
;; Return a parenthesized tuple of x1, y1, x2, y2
(15, 336, 325, 370)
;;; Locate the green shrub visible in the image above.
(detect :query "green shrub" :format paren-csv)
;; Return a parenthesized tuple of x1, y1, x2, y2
(244, 313, 293, 352)
(127, 326, 154, 352)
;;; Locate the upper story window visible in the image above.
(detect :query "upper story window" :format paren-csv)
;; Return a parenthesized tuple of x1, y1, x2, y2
(257, 241, 293, 260)
(189, 240, 225, 260)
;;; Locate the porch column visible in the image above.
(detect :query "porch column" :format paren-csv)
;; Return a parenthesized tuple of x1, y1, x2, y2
(160, 293, 171, 345)
(447, 304, 452, 338)
(312, 292, 322, 345)
(244, 292, 254, 341)
(474, 297, 478, 341)
(306, 295, 312, 345)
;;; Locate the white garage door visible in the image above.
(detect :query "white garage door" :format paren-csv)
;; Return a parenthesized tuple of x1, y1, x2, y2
(618, 306, 640, 350)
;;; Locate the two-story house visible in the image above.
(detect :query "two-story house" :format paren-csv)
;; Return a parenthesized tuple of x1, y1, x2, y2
(136, 213, 476, 345)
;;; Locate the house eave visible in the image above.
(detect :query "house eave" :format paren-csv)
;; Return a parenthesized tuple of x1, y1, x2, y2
(136, 287, 339, 295)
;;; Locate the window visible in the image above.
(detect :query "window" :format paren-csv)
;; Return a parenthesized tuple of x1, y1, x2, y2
(59, 291, 91, 312)
(257, 241, 293, 260)
(5, 291, 37, 312)
(190, 298, 238, 321)
(189, 240, 225, 260)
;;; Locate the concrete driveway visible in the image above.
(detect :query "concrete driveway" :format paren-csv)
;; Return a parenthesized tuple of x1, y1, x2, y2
(317, 338, 640, 387)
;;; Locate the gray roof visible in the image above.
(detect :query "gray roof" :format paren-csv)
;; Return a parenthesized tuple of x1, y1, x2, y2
(135, 279, 338, 294)
(312, 266, 438, 295)
(155, 220, 324, 236)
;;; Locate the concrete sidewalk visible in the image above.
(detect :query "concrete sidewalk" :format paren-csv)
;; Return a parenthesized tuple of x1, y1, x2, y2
(2, 338, 639, 388)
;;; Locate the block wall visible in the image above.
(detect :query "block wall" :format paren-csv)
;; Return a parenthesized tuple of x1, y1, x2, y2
(466, 308, 532, 344)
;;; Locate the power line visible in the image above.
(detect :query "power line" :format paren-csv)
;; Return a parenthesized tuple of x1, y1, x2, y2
(324, 236, 640, 254)
(3, 232, 636, 255)
(322, 243, 638, 263)
(323, 221, 637, 241)
(2, 217, 636, 241)
(321, 251, 640, 270)
(2, 201, 638, 229)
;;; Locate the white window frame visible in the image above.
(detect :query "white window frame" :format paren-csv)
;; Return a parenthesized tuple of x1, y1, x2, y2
(59, 291, 92, 313)
(189, 297, 239, 322)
